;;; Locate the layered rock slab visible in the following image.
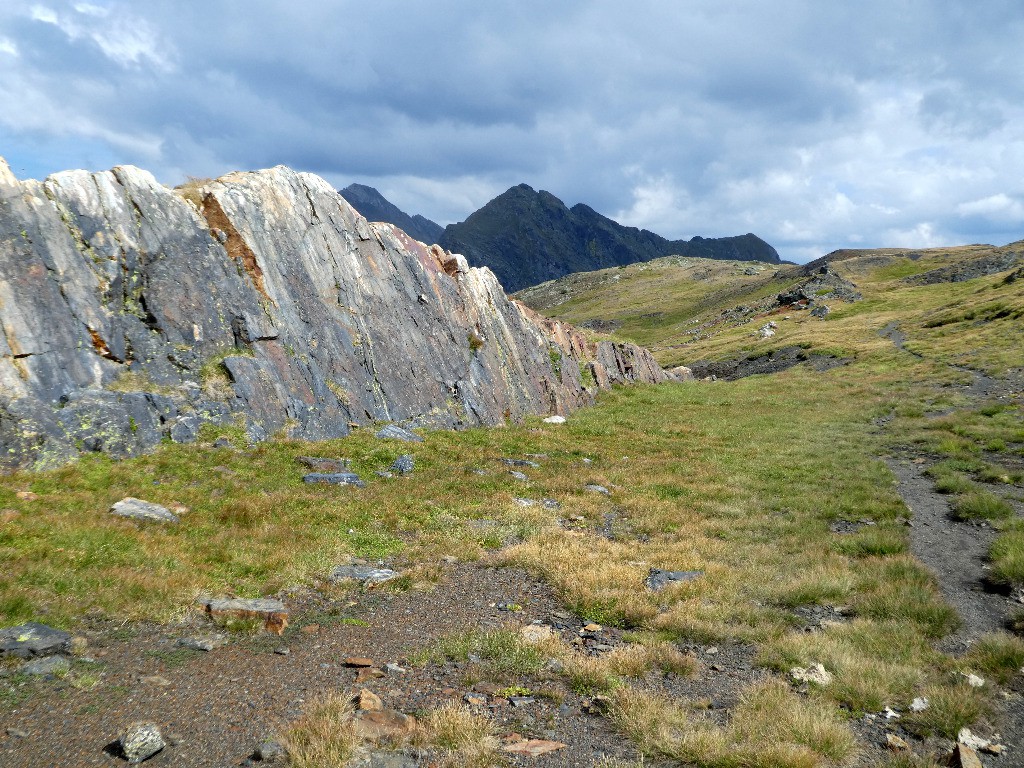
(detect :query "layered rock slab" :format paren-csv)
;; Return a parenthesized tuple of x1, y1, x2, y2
(0, 157, 673, 471)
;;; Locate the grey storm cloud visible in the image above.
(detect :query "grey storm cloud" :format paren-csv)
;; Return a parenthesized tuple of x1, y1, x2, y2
(1, 0, 1023, 262)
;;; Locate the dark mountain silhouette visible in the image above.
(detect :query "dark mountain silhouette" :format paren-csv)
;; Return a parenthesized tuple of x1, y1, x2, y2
(339, 184, 444, 245)
(438, 184, 781, 292)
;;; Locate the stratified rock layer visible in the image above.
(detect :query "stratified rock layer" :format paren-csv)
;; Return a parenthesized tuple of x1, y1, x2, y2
(0, 158, 672, 471)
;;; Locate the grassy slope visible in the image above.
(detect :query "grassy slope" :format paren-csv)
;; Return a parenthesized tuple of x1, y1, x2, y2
(1, 244, 1022, 765)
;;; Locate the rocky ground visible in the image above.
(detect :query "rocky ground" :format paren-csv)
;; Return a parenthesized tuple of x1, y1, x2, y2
(2, 358, 1023, 767)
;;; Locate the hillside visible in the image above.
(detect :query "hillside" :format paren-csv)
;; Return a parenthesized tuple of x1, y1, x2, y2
(517, 241, 1024, 373)
(3, 198, 1024, 768)
(438, 183, 780, 292)
(338, 183, 444, 245)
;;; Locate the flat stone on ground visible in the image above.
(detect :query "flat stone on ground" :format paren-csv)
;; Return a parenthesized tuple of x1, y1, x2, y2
(110, 498, 180, 524)
(204, 598, 289, 635)
(302, 472, 366, 487)
(329, 564, 399, 586)
(502, 737, 567, 756)
(645, 568, 704, 590)
(0, 622, 71, 658)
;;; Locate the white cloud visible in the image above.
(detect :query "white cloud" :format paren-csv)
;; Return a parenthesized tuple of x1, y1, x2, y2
(957, 193, 1024, 223)
(0, 37, 17, 56)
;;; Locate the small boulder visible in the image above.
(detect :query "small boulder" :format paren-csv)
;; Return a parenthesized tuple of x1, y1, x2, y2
(389, 455, 414, 474)
(0, 622, 71, 659)
(374, 425, 423, 443)
(509, 471, 529, 481)
(204, 598, 289, 635)
(110, 498, 179, 524)
(790, 663, 833, 686)
(950, 744, 984, 768)
(120, 722, 165, 764)
(585, 484, 610, 495)
(353, 710, 417, 741)
(254, 740, 286, 762)
(885, 733, 910, 751)
(356, 688, 384, 711)
(500, 458, 540, 468)
(542, 415, 566, 424)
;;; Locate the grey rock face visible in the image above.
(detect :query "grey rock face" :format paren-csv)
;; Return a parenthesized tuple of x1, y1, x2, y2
(0, 622, 72, 658)
(110, 497, 180, 524)
(0, 157, 673, 472)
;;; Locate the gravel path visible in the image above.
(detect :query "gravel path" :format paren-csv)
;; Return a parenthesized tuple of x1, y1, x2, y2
(890, 458, 1010, 654)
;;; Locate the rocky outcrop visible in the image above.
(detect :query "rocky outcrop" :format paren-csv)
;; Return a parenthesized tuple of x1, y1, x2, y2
(0, 157, 673, 472)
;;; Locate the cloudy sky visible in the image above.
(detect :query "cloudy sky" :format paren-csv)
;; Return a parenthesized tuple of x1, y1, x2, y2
(1, 1, 1022, 262)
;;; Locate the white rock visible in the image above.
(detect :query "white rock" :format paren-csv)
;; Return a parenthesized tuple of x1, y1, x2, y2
(543, 415, 566, 424)
(883, 707, 901, 720)
(910, 696, 929, 712)
(958, 727, 992, 751)
(964, 673, 985, 688)
(110, 498, 179, 524)
(790, 663, 833, 686)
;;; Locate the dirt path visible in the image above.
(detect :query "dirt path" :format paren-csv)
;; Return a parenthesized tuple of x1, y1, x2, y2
(889, 458, 1011, 653)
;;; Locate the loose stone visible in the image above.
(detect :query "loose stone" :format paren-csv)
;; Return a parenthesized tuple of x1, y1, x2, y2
(389, 455, 414, 474)
(584, 484, 610, 495)
(204, 598, 289, 635)
(110, 498, 180, 524)
(119, 722, 165, 764)
(0, 622, 71, 658)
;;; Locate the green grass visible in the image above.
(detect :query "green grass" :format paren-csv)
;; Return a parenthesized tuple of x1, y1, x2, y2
(950, 491, 1014, 522)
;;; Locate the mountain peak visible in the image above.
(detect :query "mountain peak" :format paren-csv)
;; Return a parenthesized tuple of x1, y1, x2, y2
(439, 187, 780, 292)
(338, 184, 443, 245)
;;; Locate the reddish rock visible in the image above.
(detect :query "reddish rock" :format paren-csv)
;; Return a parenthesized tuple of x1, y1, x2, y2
(204, 598, 288, 635)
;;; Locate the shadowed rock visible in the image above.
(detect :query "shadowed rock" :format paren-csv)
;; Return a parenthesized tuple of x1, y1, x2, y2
(645, 568, 704, 590)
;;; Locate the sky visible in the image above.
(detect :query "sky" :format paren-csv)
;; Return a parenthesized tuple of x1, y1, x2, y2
(1, 2, 1023, 263)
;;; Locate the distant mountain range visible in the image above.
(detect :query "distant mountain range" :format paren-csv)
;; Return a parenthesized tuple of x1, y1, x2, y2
(339, 182, 781, 293)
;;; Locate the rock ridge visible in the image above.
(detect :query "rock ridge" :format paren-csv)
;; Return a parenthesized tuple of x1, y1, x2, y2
(0, 157, 673, 471)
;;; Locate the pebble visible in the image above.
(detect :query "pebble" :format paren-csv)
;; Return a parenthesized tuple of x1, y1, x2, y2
(273, 647, 290, 656)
